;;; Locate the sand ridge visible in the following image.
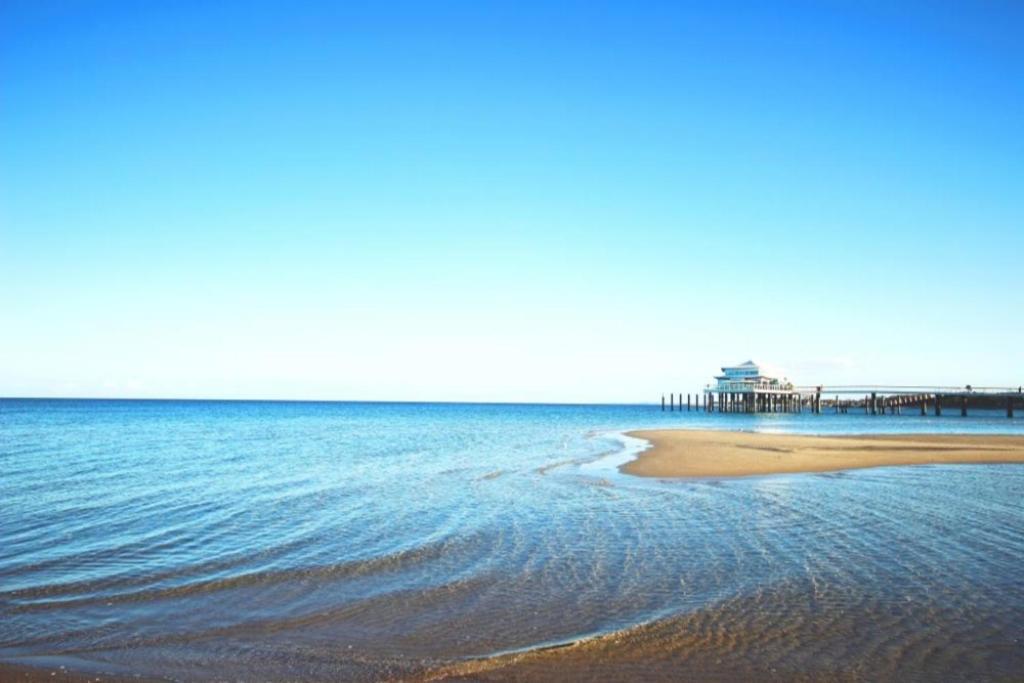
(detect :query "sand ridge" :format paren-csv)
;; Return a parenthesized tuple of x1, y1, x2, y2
(621, 430, 1024, 478)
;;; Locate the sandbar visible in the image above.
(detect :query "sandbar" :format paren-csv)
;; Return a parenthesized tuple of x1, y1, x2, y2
(622, 430, 1024, 478)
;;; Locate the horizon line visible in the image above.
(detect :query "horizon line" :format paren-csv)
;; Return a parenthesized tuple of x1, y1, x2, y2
(0, 395, 655, 407)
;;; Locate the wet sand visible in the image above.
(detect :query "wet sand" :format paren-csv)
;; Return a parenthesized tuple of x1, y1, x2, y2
(424, 573, 1024, 682)
(622, 430, 1024, 478)
(0, 663, 160, 682)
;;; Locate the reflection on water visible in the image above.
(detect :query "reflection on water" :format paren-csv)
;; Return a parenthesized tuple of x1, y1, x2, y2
(1, 400, 1023, 681)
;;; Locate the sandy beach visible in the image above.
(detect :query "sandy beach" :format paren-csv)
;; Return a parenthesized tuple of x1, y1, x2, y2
(622, 430, 1024, 478)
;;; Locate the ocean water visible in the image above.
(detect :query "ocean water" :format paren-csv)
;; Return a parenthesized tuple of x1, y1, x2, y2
(1, 399, 1023, 681)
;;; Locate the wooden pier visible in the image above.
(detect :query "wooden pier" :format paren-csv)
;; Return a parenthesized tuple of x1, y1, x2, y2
(661, 385, 1022, 418)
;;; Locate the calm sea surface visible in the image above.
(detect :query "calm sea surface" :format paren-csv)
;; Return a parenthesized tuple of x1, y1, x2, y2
(2, 399, 1023, 681)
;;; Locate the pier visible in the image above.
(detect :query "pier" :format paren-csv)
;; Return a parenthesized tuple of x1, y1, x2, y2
(661, 361, 1021, 418)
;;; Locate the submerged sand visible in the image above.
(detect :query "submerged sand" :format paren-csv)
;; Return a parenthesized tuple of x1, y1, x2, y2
(621, 430, 1024, 478)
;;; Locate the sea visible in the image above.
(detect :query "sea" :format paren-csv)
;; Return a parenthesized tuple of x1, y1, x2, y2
(2, 399, 1023, 681)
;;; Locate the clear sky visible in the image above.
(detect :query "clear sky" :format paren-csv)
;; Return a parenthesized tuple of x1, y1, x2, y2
(2, 0, 1022, 402)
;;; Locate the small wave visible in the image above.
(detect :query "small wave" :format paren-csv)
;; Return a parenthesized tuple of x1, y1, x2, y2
(4, 534, 482, 614)
(535, 459, 573, 475)
(9, 572, 501, 657)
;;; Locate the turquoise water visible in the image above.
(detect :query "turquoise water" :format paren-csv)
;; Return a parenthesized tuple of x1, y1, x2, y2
(1, 399, 1023, 681)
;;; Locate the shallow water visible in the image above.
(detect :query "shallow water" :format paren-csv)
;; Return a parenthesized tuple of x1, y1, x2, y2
(1, 399, 1023, 681)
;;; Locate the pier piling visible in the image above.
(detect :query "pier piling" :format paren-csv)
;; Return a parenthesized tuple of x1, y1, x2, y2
(674, 383, 1017, 420)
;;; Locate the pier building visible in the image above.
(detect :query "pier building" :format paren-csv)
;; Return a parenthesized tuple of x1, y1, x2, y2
(707, 360, 799, 413)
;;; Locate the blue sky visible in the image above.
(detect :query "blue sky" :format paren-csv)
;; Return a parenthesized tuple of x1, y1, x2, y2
(2, 0, 1022, 402)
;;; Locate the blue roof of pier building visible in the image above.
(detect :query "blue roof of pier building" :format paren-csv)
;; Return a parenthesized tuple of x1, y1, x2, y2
(714, 361, 792, 390)
(717, 361, 769, 380)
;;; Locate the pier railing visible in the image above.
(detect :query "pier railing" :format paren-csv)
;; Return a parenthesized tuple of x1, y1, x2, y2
(791, 385, 1021, 396)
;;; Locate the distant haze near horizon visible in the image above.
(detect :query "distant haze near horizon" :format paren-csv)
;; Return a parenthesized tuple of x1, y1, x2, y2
(2, 1, 1022, 403)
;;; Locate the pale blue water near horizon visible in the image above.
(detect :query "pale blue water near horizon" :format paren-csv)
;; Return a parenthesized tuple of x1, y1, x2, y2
(2, 399, 1023, 681)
